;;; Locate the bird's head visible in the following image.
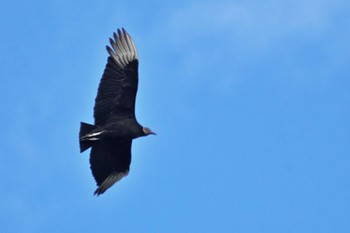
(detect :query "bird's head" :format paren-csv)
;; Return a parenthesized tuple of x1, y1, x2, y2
(143, 127, 156, 136)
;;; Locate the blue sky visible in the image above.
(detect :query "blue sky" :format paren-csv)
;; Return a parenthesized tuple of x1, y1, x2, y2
(1, 0, 350, 232)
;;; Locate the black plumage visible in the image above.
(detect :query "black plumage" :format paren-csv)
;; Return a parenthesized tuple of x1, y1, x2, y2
(79, 28, 155, 196)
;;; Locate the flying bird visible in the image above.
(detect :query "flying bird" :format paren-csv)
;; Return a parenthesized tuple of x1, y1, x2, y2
(79, 28, 155, 196)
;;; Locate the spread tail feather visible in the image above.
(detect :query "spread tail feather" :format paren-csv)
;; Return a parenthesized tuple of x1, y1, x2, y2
(79, 122, 96, 153)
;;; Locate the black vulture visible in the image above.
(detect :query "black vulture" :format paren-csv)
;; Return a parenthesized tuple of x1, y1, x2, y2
(79, 28, 155, 196)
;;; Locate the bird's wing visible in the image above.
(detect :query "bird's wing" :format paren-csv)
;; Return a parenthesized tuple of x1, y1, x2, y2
(89, 140, 132, 195)
(94, 28, 139, 126)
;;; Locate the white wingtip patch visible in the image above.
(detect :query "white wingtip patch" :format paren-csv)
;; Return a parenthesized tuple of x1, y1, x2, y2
(107, 28, 138, 68)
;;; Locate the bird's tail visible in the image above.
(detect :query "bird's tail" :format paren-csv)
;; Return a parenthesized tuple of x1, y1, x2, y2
(79, 122, 96, 153)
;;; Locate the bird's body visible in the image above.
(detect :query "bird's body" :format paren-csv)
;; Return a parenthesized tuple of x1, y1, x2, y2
(79, 28, 155, 196)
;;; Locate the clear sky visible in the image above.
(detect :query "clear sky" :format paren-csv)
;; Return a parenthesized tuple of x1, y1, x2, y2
(1, 0, 350, 232)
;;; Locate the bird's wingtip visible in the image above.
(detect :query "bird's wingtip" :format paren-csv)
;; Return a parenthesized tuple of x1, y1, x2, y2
(107, 28, 138, 67)
(93, 171, 129, 196)
(93, 188, 103, 196)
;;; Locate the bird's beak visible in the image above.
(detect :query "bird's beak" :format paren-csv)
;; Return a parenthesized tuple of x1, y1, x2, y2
(150, 130, 157, 135)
